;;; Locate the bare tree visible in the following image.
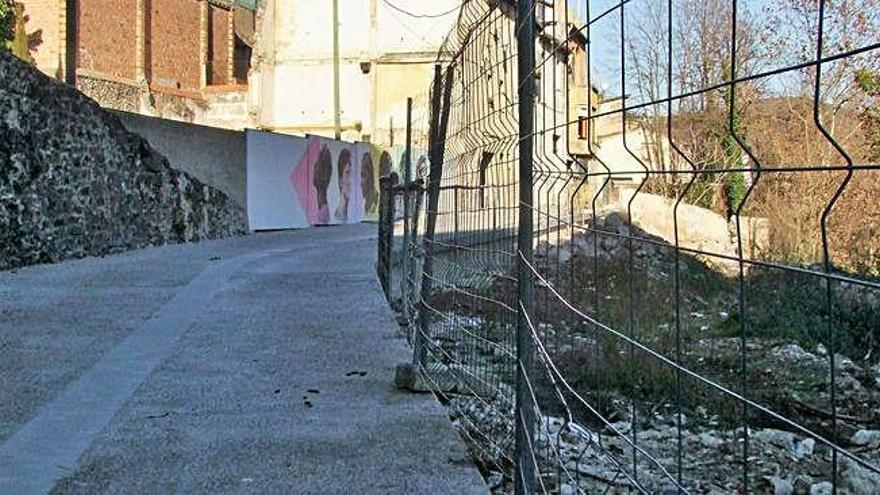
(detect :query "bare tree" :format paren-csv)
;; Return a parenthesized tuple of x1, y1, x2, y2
(626, 1, 669, 173)
(624, 0, 763, 210)
(764, 0, 880, 163)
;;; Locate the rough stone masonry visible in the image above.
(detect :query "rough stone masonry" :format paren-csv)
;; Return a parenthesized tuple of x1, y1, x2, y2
(0, 51, 246, 270)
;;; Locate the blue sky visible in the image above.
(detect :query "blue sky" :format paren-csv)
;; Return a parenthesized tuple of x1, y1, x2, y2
(564, 0, 879, 103)
(563, 0, 807, 100)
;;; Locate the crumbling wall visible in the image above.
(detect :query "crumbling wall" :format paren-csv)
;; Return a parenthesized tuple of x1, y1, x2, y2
(0, 51, 246, 270)
(75, 74, 142, 112)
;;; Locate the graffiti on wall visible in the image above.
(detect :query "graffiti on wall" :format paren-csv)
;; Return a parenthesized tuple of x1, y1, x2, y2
(246, 130, 426, 231)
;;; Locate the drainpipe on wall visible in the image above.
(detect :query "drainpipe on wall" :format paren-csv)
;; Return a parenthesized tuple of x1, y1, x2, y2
(368, 0, 377, 143)
(332, 0, 341, 140)
(135, 0, 154, 114)
(64, 0, 77, 85)
(199, 0, 209, 88)
(226, 5, 234, 84)
(134, 0, 146, 82)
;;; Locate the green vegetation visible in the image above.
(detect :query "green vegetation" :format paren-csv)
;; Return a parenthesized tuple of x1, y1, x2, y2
(856, 68, 880, 96)
(0, 0, 40, 63)
(0, 0, 14, 49)
(436, 229, 880, 433)
(857, 67, 880, 161)
(546, 251, 877, 431)
(721, 87, 747, 218)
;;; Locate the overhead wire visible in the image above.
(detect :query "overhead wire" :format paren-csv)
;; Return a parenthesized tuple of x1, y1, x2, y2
(381, 0, 461, 19)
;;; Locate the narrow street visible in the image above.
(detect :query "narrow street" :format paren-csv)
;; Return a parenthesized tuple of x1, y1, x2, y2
(0, 224, 485, 494)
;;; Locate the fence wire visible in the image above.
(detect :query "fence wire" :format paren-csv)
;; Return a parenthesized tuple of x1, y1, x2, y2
(379, 0, 880, 493)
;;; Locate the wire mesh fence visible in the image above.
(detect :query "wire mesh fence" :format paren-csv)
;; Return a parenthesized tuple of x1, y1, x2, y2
(379, 0, 880, 492)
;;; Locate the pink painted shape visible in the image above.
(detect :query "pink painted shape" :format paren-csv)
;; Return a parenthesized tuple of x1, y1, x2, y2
(290, 137, 324, 226)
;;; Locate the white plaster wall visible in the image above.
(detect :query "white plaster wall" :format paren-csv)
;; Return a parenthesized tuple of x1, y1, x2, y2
(252, 0, 460, 139)
(268, 62, 371, 136)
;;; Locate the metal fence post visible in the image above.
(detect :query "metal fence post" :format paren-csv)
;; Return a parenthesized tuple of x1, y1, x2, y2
(408, 177, 425, 316)
(453, 186, 459, 262)
(515, 0, 536, 492)
(401, 97, 413, 319)
(414, 64, 453, 367)
(378, 171, 398, 302)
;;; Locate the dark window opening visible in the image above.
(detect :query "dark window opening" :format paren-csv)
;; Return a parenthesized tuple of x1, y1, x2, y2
(206, 10, 215, 85)
(577, 116, 589, 140)
(233, 35, 251, 84)
(478, 151, 493, 208)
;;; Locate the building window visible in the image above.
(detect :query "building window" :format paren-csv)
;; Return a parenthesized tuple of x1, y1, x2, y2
(234, 35, 251, 83)
(478, 151, 493, 208)
(207, 5, 231, 86)
(578, 116, 589, 140)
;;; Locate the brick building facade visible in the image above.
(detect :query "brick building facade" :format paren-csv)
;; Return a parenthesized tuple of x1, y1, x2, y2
(22, 0, 255, 128)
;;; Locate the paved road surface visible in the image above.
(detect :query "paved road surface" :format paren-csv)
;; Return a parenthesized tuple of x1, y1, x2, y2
(0, 224, 486, 494)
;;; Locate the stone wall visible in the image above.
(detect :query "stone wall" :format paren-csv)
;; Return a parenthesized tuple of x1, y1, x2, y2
(76, 73, 141, 112)
(0, 51, 246, 270)
(610, 187, 770, 271)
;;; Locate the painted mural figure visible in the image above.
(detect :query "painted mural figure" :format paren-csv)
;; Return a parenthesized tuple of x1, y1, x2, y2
(361, 152, 378, 216)
(314, 145, 333, 225)
(257, 133, 408, 230)
(335, 149, 353, 222)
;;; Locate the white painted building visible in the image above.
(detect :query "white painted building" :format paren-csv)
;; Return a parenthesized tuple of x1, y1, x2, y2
(248, 0, 461, 145)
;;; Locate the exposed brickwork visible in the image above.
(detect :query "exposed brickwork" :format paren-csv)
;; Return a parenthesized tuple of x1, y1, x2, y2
(77, 0, 137, 80)
(22, 0, 248, 127)
(208, 5, 229, 86)
(149, 0, 201, 91)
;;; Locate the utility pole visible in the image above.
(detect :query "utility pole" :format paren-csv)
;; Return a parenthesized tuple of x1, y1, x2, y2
(332, 0, 341, 140)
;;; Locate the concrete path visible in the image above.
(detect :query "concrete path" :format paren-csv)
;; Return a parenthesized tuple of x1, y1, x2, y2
(0, 224, 486, 494)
